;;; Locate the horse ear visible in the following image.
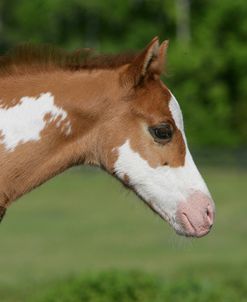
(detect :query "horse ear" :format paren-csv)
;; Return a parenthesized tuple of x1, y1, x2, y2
(123, 37, 168, 87)
(156, 40, 169, 74)
(123, 37, 159, 87)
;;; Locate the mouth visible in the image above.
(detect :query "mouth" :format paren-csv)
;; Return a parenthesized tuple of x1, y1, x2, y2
(145, 201, 213, 238)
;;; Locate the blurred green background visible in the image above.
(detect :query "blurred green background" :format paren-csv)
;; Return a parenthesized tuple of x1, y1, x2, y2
(0, 1, 247, 301)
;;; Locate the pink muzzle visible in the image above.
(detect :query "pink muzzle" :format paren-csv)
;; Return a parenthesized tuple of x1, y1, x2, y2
(176, 191, 215, 237)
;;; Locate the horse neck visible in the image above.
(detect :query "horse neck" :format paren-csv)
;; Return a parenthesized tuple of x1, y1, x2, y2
(0, 68, 121, 205)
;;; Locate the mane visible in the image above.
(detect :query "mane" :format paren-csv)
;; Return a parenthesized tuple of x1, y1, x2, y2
(0, 43, 137, 76)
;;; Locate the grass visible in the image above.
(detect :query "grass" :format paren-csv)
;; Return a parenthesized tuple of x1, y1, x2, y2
(0, 165, 247, 301)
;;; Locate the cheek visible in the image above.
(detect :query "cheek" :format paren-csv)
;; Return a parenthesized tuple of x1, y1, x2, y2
(125, 132, 167, 168)
(127, 126, 186, 169)
(159, 132, 186, 167)
(113, 140, 185, 201)
(113, 141, 186, 222)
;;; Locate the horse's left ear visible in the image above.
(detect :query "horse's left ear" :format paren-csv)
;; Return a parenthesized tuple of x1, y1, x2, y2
(123, 37, 169, 87)
(155, 40, 169, 75)
(146, 39, 169, 79)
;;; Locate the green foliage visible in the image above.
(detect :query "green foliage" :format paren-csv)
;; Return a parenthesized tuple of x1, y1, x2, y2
(33, 271, 247, 302)
(167, 0, 247, 147)
(0, 0, 246, 147)
(37, 272, 160, 302)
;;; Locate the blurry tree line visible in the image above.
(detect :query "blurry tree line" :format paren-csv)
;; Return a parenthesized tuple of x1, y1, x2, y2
(0, 0, 246, 148)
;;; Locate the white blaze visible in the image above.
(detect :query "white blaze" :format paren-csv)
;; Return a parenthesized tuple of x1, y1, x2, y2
(0, 92, 71, 151)
(114, 93, 211, 230)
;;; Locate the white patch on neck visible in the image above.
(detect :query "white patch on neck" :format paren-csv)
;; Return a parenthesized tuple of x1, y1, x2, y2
(113, 93, 211, 231)
(0, 92, 71, 151)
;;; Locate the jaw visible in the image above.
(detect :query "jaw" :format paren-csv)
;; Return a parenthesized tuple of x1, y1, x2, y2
(116, 172, 179, 233)
(121, 181, 183, 236)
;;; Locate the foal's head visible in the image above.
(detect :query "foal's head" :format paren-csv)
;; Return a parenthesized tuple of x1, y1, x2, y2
(98, 37, 215, 237)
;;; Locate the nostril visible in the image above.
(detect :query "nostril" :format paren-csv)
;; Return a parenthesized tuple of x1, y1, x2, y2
(206, 204, 214, 226)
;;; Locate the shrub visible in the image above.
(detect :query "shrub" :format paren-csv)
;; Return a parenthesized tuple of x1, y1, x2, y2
(35, 270, 247, 302)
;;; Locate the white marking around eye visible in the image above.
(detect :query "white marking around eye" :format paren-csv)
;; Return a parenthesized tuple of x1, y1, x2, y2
(0, 92, 71, 151)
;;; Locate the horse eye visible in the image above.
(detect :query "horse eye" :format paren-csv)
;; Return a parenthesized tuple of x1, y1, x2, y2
(149, 123, 173, 143)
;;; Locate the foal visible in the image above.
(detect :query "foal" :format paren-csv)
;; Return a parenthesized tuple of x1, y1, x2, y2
(0, 37, 215, 237)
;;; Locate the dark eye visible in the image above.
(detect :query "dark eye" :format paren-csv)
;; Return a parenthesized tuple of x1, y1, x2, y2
(148, 123, 173, 143)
